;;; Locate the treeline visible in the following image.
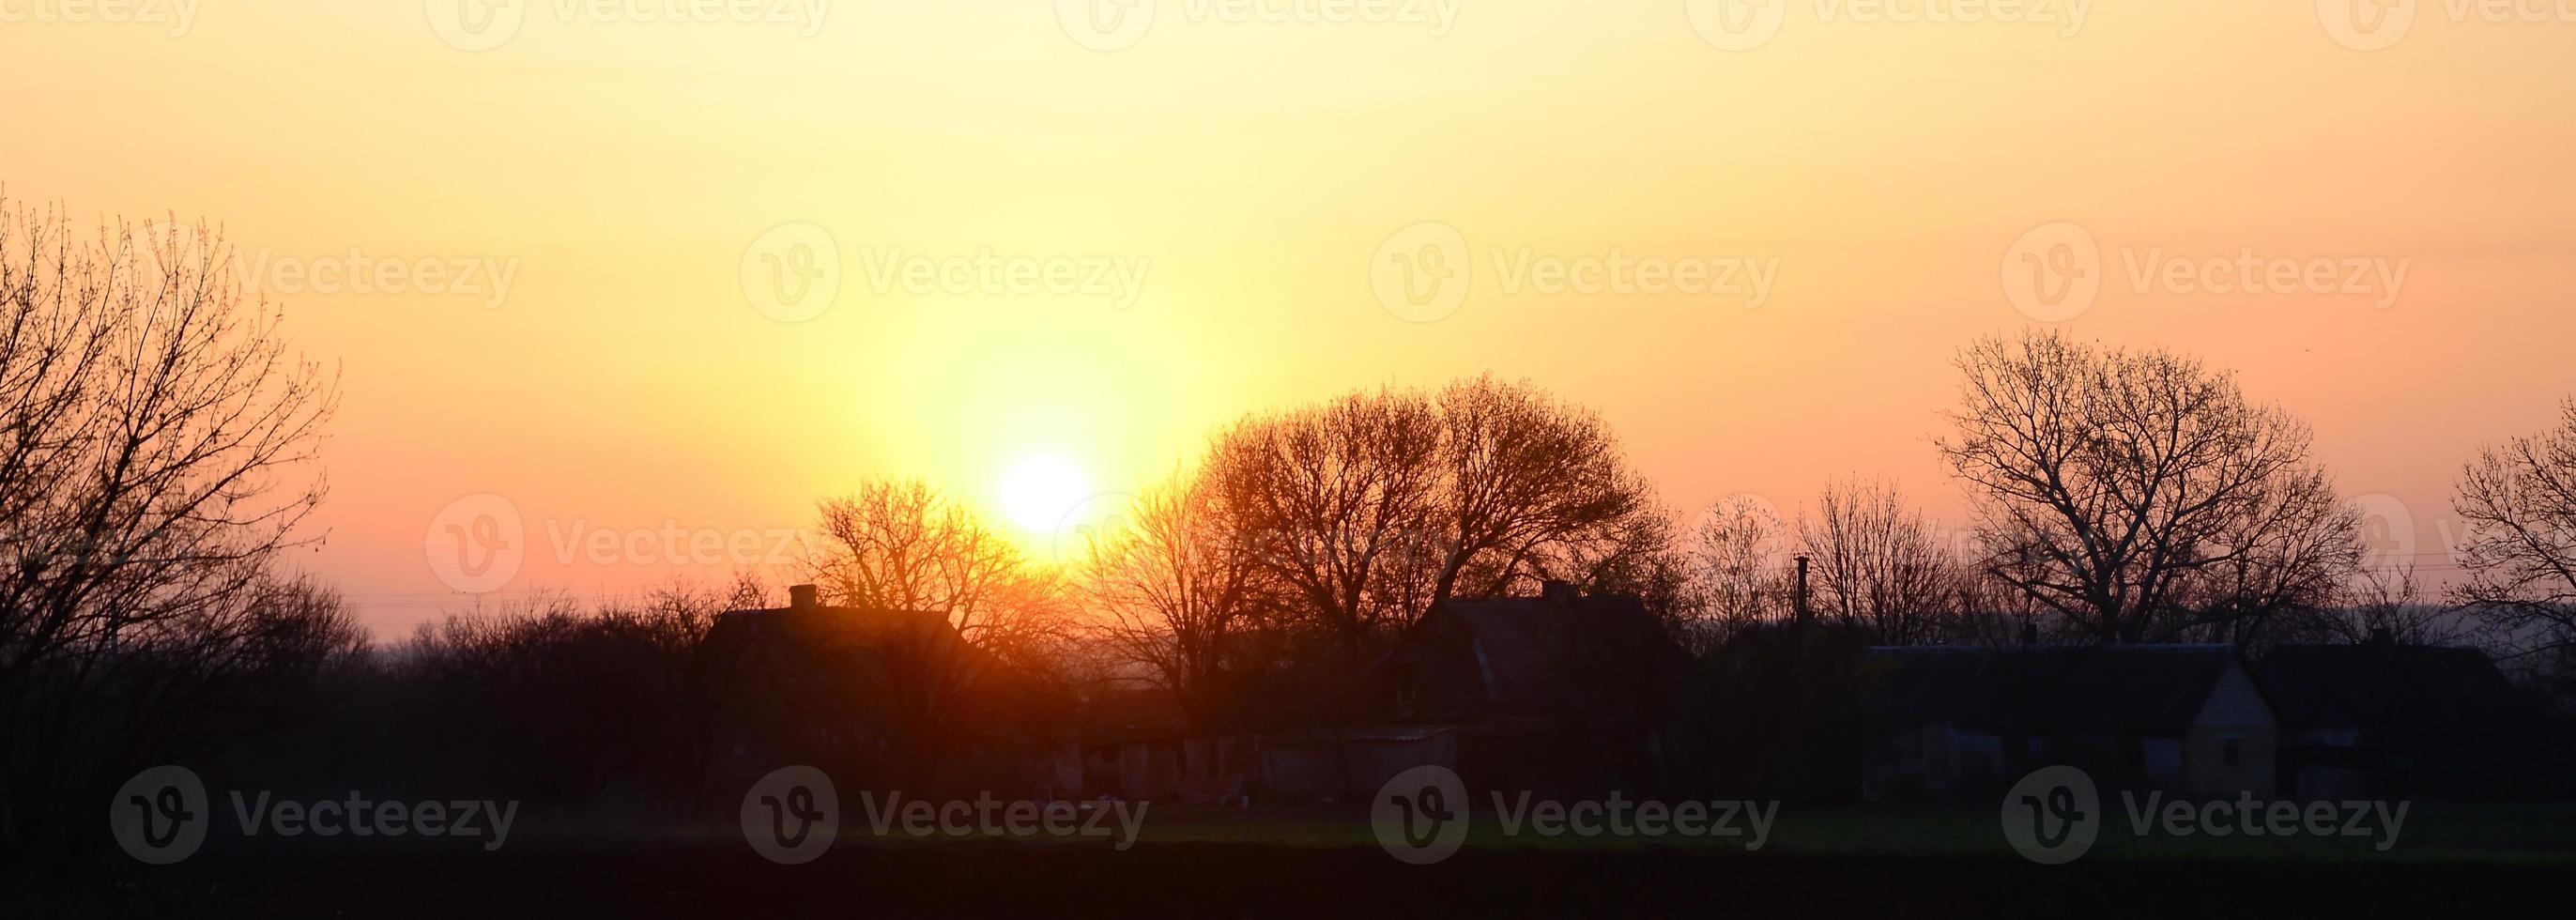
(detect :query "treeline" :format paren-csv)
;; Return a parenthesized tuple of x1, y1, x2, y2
(11, 203, 2576, 864)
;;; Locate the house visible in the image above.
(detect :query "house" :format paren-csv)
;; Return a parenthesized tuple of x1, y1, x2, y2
(1261, 581, 1695, 801)
(1857, 644, 2277, 802)
(1048, 686, 1250, 805)
(694, 584, 1035, 797)
(2256, 633, 2534, 798)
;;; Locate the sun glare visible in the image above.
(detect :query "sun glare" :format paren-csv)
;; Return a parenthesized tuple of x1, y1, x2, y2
(997, 453, 1092, 533)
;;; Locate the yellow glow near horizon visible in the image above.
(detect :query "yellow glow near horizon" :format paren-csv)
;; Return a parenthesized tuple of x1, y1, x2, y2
(997, 453, 1092, 535)
(10, 6, 2572, 636)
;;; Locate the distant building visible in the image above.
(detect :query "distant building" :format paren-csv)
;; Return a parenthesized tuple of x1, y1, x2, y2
(1259, 581, 1695, 801)
(695, 584, 1032, 795)
(1857, 644, 2277, 801)
(2256, 633, 2534, 798)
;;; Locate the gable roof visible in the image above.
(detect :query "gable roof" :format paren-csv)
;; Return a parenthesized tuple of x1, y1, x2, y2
(1366, 587, 1692, 724)
(2255, 643, 2521, 736)
(1858, 645, 2253, 735)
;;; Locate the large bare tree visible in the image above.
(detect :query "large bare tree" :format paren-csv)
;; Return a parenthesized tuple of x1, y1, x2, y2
(1207, 387, 1443, 656)
(1206, 377, 1671, 657)
(1936, 330, 2357, 644)
(0, 202, 345, 852)
(2451, 397, 2576, 659)
(1798, 478, 1961, 645)
(1430, 375, 1664, 598)
(1080, 468, 1276, 728)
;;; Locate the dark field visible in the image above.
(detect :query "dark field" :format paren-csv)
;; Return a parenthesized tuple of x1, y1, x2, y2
(21, 804, 2576, 919)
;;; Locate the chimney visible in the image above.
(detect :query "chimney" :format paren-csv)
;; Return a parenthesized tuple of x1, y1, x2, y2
(1793, 555, 1812, 627)
(1541, 579, 1579, 606)
(2019, 622, 2040, 648)
(2367, 625, 2394, 646)
(789, 584, 820, 610)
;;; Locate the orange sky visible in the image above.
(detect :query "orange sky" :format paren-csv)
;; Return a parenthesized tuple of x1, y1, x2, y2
(6, 3, 2571, 636)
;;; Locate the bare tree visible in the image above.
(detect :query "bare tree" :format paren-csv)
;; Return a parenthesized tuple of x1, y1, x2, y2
(1207, 387, 1443, 657)
(1936, 330, 2357, 644)
(0, 201, 342, 852)
(1428, 375, 1663, 598)
(1081, 468, 1276, 728)
(1799, 478, 1959, 645)
(1678, 494, 1793, 650)
(810, 479, 1063, 665)
(2451, 397, 2576, 659)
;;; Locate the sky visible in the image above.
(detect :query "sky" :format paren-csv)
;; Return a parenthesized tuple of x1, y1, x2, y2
(5, 2, 2571, 636)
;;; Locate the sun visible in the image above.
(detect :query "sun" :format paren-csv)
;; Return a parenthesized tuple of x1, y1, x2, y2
(997, 452, 1093, 533)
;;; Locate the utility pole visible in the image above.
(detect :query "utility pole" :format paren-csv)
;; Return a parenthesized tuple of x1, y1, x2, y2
(1793, 554, 1811, 627)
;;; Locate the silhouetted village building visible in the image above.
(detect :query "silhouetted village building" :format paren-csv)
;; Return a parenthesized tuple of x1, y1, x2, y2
(1857, 645, 2277, 801)
(689, 585, 2540, 809)
(1260, 581, 1697, 801)
(2257, 632, 2538, 798)
(696, 584, 1036, 797)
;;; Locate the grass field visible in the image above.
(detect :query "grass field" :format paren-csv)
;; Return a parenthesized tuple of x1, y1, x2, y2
(14, 802, 2574, 917)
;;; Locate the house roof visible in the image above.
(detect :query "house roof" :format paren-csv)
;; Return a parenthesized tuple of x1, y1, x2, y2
(1857, 644, 2248, 735)
(2254, 643, 2520, 736)
(1365, 587, 1692, 724)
